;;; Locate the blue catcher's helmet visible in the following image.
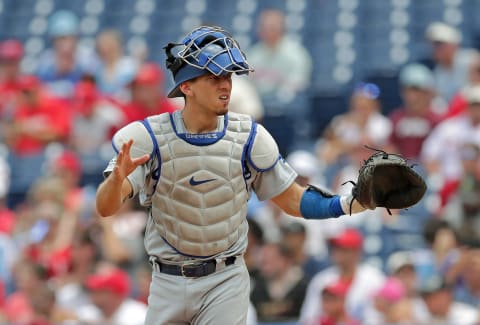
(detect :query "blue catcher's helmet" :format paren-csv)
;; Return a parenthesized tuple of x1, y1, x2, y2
(165, 26, 253, 98)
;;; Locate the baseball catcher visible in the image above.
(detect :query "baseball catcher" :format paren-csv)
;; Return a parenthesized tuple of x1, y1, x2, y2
(97, 25, 377, 325)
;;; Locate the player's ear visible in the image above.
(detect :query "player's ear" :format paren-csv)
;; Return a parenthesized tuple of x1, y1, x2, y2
(179, 82, 192, 96)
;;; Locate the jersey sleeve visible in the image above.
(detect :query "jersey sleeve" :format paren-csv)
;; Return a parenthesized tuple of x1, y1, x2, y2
(248, 124, 280, 171)
(103, 119, 158, 199)
(127, 164, 150, 197)
(251, 157, 298, 201)
(112, 121, 155, 159)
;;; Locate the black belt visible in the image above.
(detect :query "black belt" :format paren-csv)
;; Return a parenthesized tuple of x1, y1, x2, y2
(152, 256, 237, 278)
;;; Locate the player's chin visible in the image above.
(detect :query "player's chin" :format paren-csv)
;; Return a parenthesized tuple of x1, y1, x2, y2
(215, 102, 229, 115)
(216, 109, 228, 116)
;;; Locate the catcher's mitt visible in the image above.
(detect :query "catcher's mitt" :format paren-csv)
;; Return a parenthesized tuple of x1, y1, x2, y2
(346, 148, 427, 215)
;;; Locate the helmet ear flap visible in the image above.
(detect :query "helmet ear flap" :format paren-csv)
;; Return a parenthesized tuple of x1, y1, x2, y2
(164, 43, 184, 76)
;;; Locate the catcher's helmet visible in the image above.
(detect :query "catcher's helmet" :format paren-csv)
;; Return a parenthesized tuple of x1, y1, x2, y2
(165, 26, 253, 98)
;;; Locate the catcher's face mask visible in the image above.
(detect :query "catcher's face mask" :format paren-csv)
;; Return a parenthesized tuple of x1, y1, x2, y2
(165, 26, 253, 98)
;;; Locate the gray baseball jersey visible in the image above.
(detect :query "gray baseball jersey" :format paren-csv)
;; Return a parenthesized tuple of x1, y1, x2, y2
(104, 111, 297, 324)
(105, 111, 297, 262)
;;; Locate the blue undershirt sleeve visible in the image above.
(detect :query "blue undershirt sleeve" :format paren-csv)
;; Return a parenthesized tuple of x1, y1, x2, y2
(300, 185, 345, 219)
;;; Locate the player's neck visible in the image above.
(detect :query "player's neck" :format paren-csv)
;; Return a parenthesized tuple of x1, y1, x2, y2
(181, 107, 219, 133)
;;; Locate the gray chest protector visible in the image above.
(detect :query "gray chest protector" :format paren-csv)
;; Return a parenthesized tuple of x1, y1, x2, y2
(144, 112, 255, 257)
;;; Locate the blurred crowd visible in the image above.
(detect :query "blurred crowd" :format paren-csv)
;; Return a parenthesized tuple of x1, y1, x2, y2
(1, 6, 480, 325)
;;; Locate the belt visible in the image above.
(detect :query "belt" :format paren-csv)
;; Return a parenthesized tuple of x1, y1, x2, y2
(150, 256, 237, 278)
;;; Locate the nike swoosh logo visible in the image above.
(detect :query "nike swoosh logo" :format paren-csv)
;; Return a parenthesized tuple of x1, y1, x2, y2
(189, 176, 216, 186)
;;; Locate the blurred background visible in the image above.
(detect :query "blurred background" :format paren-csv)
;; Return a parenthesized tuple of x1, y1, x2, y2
(1, 0, 480, 324)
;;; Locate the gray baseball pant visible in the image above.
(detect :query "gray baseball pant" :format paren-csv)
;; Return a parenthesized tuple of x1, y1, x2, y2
(144, 257, 250, 325)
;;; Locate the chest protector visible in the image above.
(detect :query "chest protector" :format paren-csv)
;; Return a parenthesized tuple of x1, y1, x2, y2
(145, 112, 254, 257)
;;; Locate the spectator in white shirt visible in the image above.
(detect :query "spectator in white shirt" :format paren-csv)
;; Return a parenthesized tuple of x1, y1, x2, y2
(247, 9, 312, 109)
(424, 22, 478, 103)
(412, 274, 478, 325)
(77, 265, 147, 325)
(299, 228, 385, 323)
(421, 85, 480, 213)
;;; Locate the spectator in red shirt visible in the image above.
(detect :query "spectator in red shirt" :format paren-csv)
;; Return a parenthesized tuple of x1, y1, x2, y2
(19, 176, 75, 279)
(121, 63, 179, 124)
(3, 75, 72, 207)
(0, 39, 23, 105)
(76, 265, 147, 324)
(54, 229, 100, 313)
(69, 79, 125, 184)
(0, 155, 14, 234)
(0, 39, 24, 140)
(1, 260, 47, 324)
(388, 63, 442, 160)
(0, 155, 17, 308)
(46, 150, 97, 223)
(313, 280, 359, 325)
(3, 75, 71, 156)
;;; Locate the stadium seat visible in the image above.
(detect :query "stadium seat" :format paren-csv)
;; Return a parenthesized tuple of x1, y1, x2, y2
(255, 0, 286, 12)
(364, 69, 403, 116)
(308, 89, 348, 140)
(2, 14, 34, 40)
(104, 0, 136, 14)
(57, 2, 85, 13)
(261, 113, 296, 157)
(410, 0, 444, 22)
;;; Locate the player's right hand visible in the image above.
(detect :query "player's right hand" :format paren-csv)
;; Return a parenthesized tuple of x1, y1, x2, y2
(112, 139, 149, 182)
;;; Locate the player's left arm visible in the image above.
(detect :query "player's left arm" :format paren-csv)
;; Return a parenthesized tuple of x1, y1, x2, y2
(271, 182, 366, 219)
(270, 182, 304, 217)
(250, 123, 365, 219)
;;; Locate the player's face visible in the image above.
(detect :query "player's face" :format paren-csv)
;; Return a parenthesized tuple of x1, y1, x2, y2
(187, 73, 232, 116)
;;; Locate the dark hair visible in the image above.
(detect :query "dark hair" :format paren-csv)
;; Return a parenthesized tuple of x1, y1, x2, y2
(247, 218, 264, 245)
(422, 218, 457, 246)
(281, 221, 306, 235)
(277, 242, 294, 259)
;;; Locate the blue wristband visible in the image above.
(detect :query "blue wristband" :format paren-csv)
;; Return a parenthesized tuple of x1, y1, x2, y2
(300, 188, 344, 219)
